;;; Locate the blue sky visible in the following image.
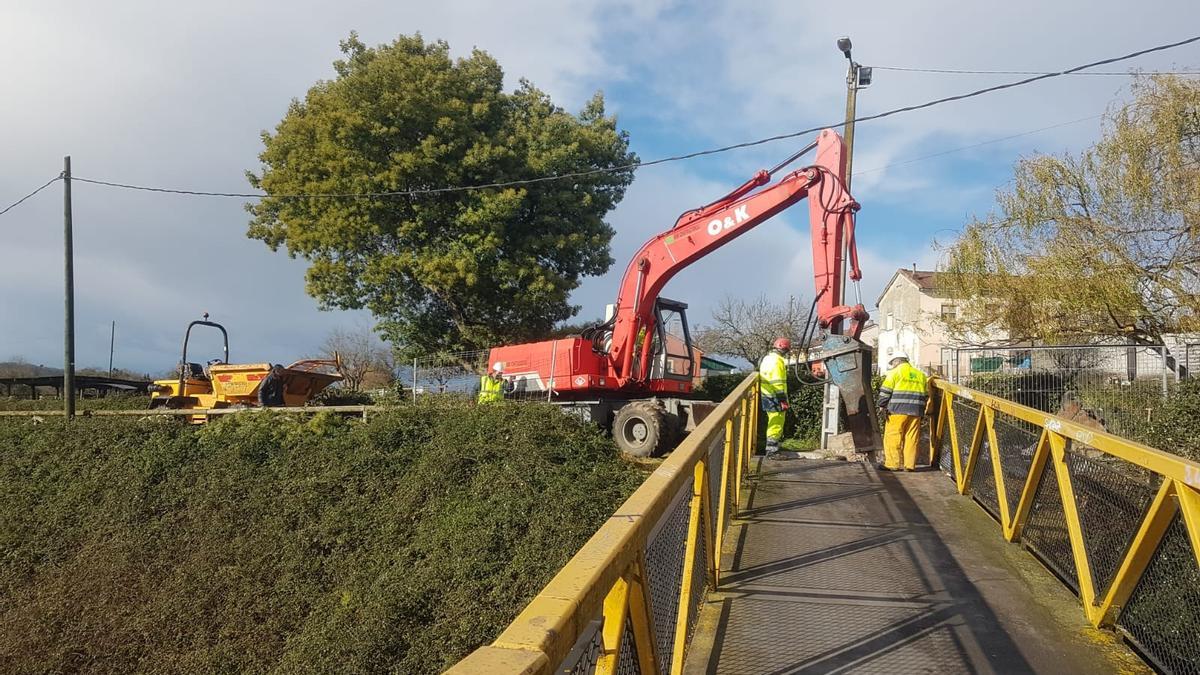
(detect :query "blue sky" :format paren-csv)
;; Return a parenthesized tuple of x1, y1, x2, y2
(1, 0, 1198, 373)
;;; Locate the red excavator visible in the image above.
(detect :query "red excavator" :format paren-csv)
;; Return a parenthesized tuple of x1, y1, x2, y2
(488, 128, 880, 456)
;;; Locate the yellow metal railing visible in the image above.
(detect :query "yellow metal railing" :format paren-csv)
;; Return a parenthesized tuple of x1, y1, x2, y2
(929, 379, 1200, 669)
(448, 374, 760, 675)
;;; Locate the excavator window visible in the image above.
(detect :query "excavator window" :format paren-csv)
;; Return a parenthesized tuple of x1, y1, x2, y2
(650, 300, 695, 382)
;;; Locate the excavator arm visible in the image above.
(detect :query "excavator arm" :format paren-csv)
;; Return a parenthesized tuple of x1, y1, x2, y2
(607, 128, 869, 385)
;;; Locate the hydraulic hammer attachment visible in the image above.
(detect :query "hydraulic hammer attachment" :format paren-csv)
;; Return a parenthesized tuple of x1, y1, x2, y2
(816, 334, 882, 453)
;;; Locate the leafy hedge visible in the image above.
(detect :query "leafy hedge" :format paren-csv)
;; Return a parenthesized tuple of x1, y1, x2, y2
(0, 403, 644, 673)
(692, 372, 826, 449)
(784, 376, 826, 447)
(1145, 379, 1200, 462)
(691, 373, 745, 403)
(959, 372, 1066, 413)
(0, 393, 150, 411)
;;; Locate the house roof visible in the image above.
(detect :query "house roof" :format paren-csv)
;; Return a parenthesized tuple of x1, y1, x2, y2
(899, 268, 938, 291)
(875, 268, 945, 307)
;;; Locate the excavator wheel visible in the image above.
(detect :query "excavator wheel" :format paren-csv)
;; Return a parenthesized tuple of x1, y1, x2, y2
(613, 400, 669, 458)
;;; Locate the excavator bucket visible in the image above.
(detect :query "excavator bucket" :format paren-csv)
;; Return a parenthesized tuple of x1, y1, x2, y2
(817, 334, 882, 453)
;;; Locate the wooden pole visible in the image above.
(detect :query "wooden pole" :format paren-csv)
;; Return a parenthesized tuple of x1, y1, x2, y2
(63, 156, 75, 419)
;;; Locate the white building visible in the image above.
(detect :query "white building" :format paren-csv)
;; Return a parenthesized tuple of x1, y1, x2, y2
(876, 266, 1200, 378)
(874, 268, 1005, 374)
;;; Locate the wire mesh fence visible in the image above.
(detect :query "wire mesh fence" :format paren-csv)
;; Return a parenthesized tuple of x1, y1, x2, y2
(931, 380, 1200, 675)
(1117, 515, 1200, 675)
(405, 347, 562, 403)
(941, 344, 1186, 443)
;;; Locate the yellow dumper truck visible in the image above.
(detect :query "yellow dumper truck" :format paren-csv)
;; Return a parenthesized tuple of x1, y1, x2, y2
(148, 315, 343, 421)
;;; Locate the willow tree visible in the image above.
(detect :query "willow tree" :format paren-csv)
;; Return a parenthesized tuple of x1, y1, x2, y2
(942, 75, 1200, 345)
(248, 34, 636, 356)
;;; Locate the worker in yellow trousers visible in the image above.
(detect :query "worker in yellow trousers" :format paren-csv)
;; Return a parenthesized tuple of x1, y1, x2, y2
(877, 352, 930, 471)
(758, 338, 791, 458)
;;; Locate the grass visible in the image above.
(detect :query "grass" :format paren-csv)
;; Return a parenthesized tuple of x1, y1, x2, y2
(0, 402, 645, 674)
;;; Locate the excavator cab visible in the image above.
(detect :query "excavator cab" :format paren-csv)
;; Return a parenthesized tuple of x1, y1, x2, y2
(647, 298, 696, 389)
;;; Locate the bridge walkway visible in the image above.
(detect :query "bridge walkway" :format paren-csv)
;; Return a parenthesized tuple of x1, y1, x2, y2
(682, 459, 1147, 674)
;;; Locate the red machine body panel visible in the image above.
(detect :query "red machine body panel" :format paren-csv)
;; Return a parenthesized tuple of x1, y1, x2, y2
(488, 338, 616, 395)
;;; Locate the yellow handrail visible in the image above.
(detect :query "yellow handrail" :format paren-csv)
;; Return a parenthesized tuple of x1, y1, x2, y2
(448, 373, 760, 674)
(929, 379, 1200, 630)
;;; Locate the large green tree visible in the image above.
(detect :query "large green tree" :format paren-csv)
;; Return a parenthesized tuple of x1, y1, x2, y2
(941, 75, 1200, 345)
(248, 34, 636, 356)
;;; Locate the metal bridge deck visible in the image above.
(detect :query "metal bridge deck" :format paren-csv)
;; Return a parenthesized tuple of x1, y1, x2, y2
(682, 459, 1147, 675)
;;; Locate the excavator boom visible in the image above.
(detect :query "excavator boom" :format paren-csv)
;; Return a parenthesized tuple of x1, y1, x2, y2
(608, 128, 868, 385)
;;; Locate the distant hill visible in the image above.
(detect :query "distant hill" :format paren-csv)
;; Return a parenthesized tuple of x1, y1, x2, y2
(0, 362, 150, 380)
(0, 362, 61, 378)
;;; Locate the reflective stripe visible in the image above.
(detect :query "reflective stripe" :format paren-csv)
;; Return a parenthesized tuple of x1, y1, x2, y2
(887, 401, 926, 416)
(758, 352, 788, 398)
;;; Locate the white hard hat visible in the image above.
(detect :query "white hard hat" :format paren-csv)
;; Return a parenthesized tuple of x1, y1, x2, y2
(890, 351, 909, 361)
(491, 362, 504, 373)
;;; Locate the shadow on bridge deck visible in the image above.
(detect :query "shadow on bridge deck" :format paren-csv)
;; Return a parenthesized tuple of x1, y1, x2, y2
(683, 459, 1148, 675)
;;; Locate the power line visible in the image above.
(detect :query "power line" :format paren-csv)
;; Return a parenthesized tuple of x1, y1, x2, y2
(0, 175, 62, 216)
(40, 33, 1200, 203)
(855, 113, 1104, 175)
(873, 66, 1200, 76)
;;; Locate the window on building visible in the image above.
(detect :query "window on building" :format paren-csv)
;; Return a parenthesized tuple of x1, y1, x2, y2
(941, 304, 958, 320)
(886, 313, 894, 330)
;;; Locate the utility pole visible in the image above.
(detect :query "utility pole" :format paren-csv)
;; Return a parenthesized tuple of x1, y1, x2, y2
(108, 320, 116, 377)
(836, 37, 874, 297)
(838, 38, 858, 192)
(821, 39, 873, 450)
(63, 156, 76, 418)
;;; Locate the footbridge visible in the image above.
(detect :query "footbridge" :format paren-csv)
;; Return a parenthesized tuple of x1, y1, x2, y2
(449, 374, 1200, 674)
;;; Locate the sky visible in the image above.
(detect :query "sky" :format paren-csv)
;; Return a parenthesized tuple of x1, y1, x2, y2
(2, 0, 1198, 373)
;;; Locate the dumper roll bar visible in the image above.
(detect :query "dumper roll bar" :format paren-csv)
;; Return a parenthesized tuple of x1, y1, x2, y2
(178, 314, 229, 396)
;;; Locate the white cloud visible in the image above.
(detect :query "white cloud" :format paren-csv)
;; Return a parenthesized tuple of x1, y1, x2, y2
(0, 0, 659, 370)
(2, 0, 1198, 371)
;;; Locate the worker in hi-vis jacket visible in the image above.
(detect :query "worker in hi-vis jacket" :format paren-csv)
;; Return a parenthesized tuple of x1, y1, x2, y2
(758, 338, 791, 458)
(877, 352, 931, 471)
(477, 363, 512, 404)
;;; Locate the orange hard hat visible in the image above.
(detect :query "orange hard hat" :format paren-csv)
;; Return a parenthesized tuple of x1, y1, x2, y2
(773, 337, 792, 350)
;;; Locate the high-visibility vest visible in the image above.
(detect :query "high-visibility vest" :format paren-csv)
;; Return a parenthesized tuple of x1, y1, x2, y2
(478, 375, 503, 403)
(758, 351, 788, 400)
(879, 362, 928, 416)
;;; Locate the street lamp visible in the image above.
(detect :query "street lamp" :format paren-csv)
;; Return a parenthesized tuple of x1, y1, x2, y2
(836, 36, 872, 190)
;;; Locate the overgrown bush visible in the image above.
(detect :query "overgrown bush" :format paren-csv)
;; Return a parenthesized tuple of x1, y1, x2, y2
(0, 403, 644, 673)
(1145, 379, 1200, 462)
(1074, 379, 1167, 443)
(692, 373, 745, 402)
(312, 386, 377, 406)
(962, 372, 1066, 413)
(0, 393, 150, 411)
(784, 375, 825, 447)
